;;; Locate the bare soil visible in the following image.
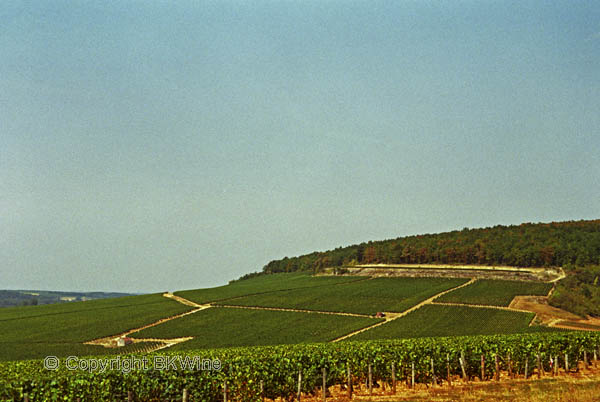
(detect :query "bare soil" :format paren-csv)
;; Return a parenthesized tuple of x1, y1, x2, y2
(509, 295, 600, 331)
(509, 296, 579, 324)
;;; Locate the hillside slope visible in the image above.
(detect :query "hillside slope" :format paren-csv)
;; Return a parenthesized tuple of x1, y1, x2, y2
(0, 294, 192, 361)
(263, 219, 600, 273)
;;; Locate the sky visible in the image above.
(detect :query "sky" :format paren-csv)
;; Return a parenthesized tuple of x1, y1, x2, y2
(1, 1, 599, 293)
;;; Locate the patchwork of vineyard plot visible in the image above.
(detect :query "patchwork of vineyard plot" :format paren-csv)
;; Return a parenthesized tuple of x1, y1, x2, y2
(0, 294, 193, 361)
(349, 304, 557, 340)
(435, 279, 553, 306)
(130, 307, 382, 349)
(220, 277, 469, 315)
(0, 275, 561, 362)
(175, 272, 364, 304)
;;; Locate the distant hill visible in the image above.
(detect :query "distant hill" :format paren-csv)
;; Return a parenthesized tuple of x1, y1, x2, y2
(0, 289, 134, 308)
(262, 219, 600, 274)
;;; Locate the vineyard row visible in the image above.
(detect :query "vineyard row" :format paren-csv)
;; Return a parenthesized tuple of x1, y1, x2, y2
(2, 331, 599, 401)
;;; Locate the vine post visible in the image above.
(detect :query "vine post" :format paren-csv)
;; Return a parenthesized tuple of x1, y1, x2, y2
(480, 354, 485, 381)
(459, 351, 467, 382)
(347, 364, 352, 398)
(260, 380, 264, 402)
(368, 363, 373, 396)
(182, 388, 188, 402)
(297, 369, 302, 401)
(322, 367, 327, 402)
(391, 362, 396, 393)
(411, 362, 415, 389)
(401, 363, 406, 388)
(494, 354, 499, 381)
(446, 354, 451, 386)
(431, 357, 436, 386)
(537, 353, 542, 379)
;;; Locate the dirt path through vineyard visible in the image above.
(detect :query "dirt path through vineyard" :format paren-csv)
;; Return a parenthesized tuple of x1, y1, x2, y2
(82, 272, 582, 353)
(331, 278, 477, 342)
(430, 301, 533, 314)
(84, 296, 212, 351)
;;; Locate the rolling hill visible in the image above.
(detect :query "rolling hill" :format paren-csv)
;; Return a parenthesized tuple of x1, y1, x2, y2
(2, 219, 600, 401)
(1, 268, 598, 401)
(261, 219, 600, 273)
(0, 293, 193, 361)
(0, 271, 564, 361)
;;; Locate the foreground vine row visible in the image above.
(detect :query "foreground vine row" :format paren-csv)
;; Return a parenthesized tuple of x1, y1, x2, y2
(2, 331, 599, 401)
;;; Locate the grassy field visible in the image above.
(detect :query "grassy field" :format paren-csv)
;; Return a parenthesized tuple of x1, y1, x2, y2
(349, 304, 556, 340)
(435, 279, 553, 306)
(0, 293, 193, 361)
(130, 307, 382, 349)
(175, 272, 364, 304)
(221, 277, 469, 315)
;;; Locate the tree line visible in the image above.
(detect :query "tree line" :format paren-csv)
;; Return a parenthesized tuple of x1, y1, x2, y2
(262, 220, 600, 274)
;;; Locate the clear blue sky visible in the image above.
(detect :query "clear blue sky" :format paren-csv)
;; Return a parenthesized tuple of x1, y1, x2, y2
(1, 1, 599, 292)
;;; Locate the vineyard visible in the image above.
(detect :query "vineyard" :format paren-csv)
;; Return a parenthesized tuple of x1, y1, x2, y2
(2, 332, 599, 401)
(2, 274, 570, 362)
(2, 268, 600, 400)
(221, 277, 468, 315)
(349, 304, 557, 340)
(130, 308, 382, 350)
(435, 279, 553, 306)
(175, 273, 364, 305)
(0, 294, 193, 361)
(4, 268, 599, 400)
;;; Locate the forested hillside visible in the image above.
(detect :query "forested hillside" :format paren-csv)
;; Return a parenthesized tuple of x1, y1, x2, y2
(549, 264, 600, 317)
(263, 220, 600, 273)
